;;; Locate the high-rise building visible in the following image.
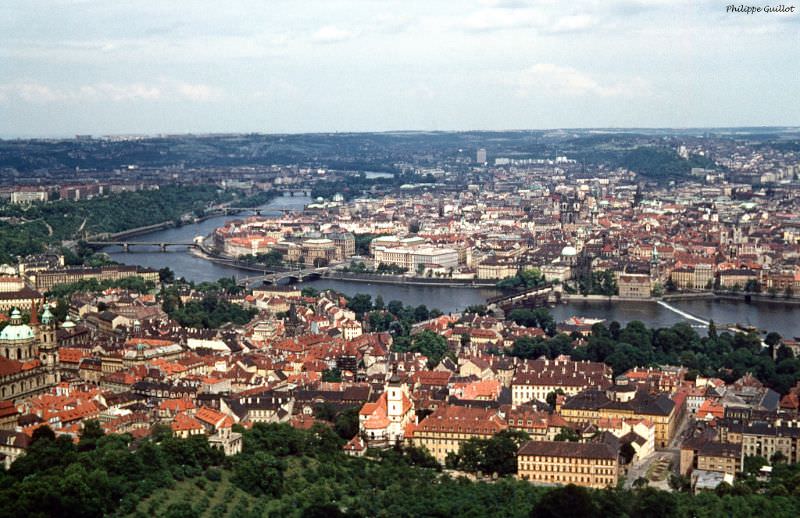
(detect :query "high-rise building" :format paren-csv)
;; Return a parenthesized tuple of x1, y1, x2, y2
(476, 148, 487, 164)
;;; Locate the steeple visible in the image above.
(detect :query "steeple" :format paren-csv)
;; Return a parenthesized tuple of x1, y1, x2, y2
(37, 304, 59, 386)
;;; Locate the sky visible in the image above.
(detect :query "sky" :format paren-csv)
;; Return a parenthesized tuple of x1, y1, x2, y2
(1, 0, 798, 136)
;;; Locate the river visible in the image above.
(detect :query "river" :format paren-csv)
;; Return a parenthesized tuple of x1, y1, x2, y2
(103, 195, 800, 338)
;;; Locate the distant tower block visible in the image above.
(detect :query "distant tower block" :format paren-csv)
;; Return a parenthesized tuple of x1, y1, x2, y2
(476, 148, 487, 164)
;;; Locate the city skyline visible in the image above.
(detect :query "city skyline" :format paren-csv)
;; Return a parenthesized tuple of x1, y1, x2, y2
(2, 0, 799, 137)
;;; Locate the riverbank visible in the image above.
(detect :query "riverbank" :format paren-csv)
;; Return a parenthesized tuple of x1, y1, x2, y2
(562, 291, 800, 306)
(100, 195, 800, 336)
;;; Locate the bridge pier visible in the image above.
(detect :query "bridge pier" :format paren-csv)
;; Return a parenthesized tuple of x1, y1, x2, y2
(159, 243, 167, 252)
(122, 243, 129, 253)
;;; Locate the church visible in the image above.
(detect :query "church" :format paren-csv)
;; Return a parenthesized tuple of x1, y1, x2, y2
(358, 372, 416, 447)
(0, 304, 59, 402)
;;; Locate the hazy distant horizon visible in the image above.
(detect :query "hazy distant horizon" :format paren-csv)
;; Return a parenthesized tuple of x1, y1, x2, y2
(3, 1, 798, 136)
(3, 125, 800, 141)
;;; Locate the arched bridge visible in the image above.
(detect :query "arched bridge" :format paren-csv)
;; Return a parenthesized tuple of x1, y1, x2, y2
(486, 284, 559, 312)
(238, 267, 329, 286)
(83, 241, 199, 252)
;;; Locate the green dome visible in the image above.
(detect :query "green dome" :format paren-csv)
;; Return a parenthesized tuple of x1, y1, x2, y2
(0, 322, 35, 341)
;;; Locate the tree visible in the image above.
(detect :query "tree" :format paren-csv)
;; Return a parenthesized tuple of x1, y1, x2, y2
(374, 295, 385, 311)
(620, 442, 636, 465)
(545, 389, 565, 409)
(158, 267, 175, 284)
(409, 330, 449, 369)
(669, 473, 691, 492)
(631, 487, 678, 518)
(413, 304, 429, 322)
(346, 293, 373, 317)
(531, 484, 597, 518)
(322, 368, 342, 382)
(553, 427, 580, 442)
(231, 452, 285, 497)
(743, 455, 768, 475)
(765, 332, 782, 347)
(78, 419, 105, 451)
(334, 408, 360, 441)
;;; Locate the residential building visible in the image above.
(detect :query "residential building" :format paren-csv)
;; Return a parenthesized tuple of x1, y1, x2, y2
(517, 440, 619, 489)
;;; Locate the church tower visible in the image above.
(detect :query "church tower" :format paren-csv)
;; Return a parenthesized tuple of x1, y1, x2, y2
(38, 306, 59, 385)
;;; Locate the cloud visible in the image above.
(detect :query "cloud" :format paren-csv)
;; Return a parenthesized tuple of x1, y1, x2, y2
(311, 26, 355, 44)
(79, 83, 161, 101)
(173, 82, 222, 102)
(0, 80, 221, 103)
(511, 63, 651, 97)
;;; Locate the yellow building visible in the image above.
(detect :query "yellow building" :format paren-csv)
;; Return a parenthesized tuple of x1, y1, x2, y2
(408, 405, 507, 463)
(560, 385, 677, 448)
(517, 440, 619, 489)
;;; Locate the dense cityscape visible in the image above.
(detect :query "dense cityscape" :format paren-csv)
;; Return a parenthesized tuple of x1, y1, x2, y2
(0, 129, 799, 516)
(3, 0, 800, 515)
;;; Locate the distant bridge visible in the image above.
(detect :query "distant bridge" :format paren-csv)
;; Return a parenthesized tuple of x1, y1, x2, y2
(275, 188, 311, 196)
(84, 241, 199, 252)
(205, 206, 301, 217)
(238, 266, 329, 286)
(486, 284, 558, 312)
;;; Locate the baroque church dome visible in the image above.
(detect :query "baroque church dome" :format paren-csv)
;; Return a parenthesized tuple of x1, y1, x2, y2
(0, 309, 35, 342)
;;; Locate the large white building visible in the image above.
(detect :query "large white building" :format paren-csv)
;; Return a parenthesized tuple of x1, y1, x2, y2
(373, 245, 459, 271)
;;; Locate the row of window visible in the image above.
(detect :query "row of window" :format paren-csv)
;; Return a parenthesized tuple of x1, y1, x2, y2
(520, 463, 614, 475)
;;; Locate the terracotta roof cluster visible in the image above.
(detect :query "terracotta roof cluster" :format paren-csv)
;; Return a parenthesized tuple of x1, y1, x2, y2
(413, 405, 507, 436)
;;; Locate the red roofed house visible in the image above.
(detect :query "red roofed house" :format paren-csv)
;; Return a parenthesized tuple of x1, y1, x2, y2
(195, 406, 242, 455)
(408, 405, 507, 463)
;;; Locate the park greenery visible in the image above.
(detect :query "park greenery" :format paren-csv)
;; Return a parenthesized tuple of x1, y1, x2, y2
(46, 276, 156, 299)
(0, 184, 240, 264)
(496, 268, 547, 291)
(577, 269, 619, 296)
(3, 421, 800, 518)
(619, 147, 720, 183)
(503, 315, 800, 395)
(445, 430, 531, 476)
(160, 277, 256, 329)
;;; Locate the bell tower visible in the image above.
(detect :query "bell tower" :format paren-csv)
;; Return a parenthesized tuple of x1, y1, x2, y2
(38, 306, 60, 385)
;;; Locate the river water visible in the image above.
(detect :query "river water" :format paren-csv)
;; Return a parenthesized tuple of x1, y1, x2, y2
(104, 195, 800, 338)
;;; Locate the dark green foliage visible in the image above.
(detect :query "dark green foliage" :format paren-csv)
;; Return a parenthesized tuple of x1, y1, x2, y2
(553, 427, 580, 442)
(531, 484, 597, 518)
(0, 184, 233, 264)
(346, 293, 373, 317)
(46, 275, 155, 298)
(496, 268, 546, 291)
(0, 425, 222, 518)
(322, 368, 342, 382)
(231, 452, 285, 497)
(161, 284, 257, 329)
(620, 147, 718, 182)
(447, 430, 530, 476)
(393, 330, 449, 369)
(506, 317, 800, 393)
(4, 422, 800, 518)
(507, 308, 555, 334)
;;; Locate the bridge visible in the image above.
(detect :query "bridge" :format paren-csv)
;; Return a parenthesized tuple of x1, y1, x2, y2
(275, 188, 311, 196)
(83, 241, 199, 252)
(238, 266, 329, 286)
(486, 284, 559, 312)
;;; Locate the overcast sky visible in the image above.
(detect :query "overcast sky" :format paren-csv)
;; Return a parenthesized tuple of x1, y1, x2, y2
(1, 0, 798, 136)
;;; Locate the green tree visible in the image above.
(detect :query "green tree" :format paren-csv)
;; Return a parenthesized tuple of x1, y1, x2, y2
(531, 484, 597, 518)
(231, 452, 285, 497)
(553, 427, 580, 442)
(347, 293, 373, 317)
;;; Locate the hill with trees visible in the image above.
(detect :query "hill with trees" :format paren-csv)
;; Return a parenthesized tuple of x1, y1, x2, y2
(3, 421, 799, 518)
